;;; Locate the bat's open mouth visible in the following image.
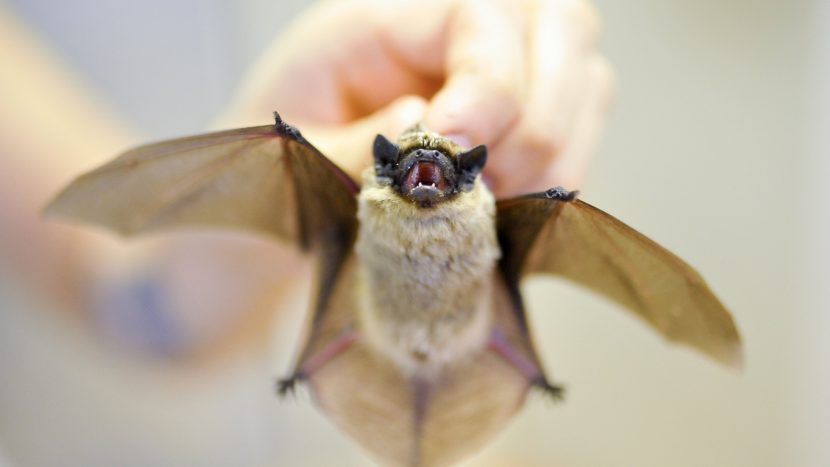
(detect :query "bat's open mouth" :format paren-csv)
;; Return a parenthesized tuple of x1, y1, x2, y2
(373, 132, 487, 205)
(402, 161, 448, 206)
(402, 161, 448, 191)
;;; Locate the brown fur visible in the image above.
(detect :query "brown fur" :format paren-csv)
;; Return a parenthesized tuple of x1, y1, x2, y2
(395, 123, 467, 159)
(354, 128, 501, 375)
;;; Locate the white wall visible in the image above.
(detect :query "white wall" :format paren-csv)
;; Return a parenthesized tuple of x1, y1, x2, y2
(796, 0, 830, 465)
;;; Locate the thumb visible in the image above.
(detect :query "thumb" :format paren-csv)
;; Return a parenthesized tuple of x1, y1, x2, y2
(302, 96, 428, 180)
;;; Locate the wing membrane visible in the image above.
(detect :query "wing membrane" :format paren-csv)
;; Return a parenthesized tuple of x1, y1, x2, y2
(497, 193, 742, 368)
(46, 123, 358, 250)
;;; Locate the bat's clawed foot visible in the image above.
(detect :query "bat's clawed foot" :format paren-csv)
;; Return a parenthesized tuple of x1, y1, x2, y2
(276, 373, 306, 399)
(534, 378, 565, 401)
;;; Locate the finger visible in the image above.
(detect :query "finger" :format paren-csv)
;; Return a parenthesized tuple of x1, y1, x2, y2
(539, 54, 615, 189)
(483, 0, 606, 197)
(371, 0, 455, 79)
(482, 110, 565, 197)
(302, 95, 428, 179)
(527, 0, 601, 134)
(424, 0, 526, 148)
(221, 0, 445, 127)
(490, 54, 613, 196)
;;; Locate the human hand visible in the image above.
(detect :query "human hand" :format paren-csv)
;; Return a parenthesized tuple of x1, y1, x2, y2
(222, 0, 614, 197)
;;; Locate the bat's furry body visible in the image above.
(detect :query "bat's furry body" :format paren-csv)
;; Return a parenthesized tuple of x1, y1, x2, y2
(356, 165, 500, 374)
(46, 115, 742, 467)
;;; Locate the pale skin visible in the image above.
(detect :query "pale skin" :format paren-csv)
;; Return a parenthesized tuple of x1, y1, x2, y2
(0, 0, 612, 356)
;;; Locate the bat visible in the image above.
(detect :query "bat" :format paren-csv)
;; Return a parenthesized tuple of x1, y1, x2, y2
(46, 113, 742, 467)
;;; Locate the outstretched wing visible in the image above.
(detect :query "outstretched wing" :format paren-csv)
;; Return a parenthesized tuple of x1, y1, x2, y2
(496, 189, 742, 368)
(45, 116, 359, 250)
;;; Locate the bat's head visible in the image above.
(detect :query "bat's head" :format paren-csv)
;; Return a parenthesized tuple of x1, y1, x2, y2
(372, 125, 487, 208)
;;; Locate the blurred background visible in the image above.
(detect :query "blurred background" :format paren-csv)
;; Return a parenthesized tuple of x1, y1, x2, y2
(0, 0, 827, 466)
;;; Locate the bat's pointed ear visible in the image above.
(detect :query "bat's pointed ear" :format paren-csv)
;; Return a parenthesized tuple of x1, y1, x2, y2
(373, 134, 400, 180)
(457, 145, 487, 191)
(373, 134, 399, 166)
